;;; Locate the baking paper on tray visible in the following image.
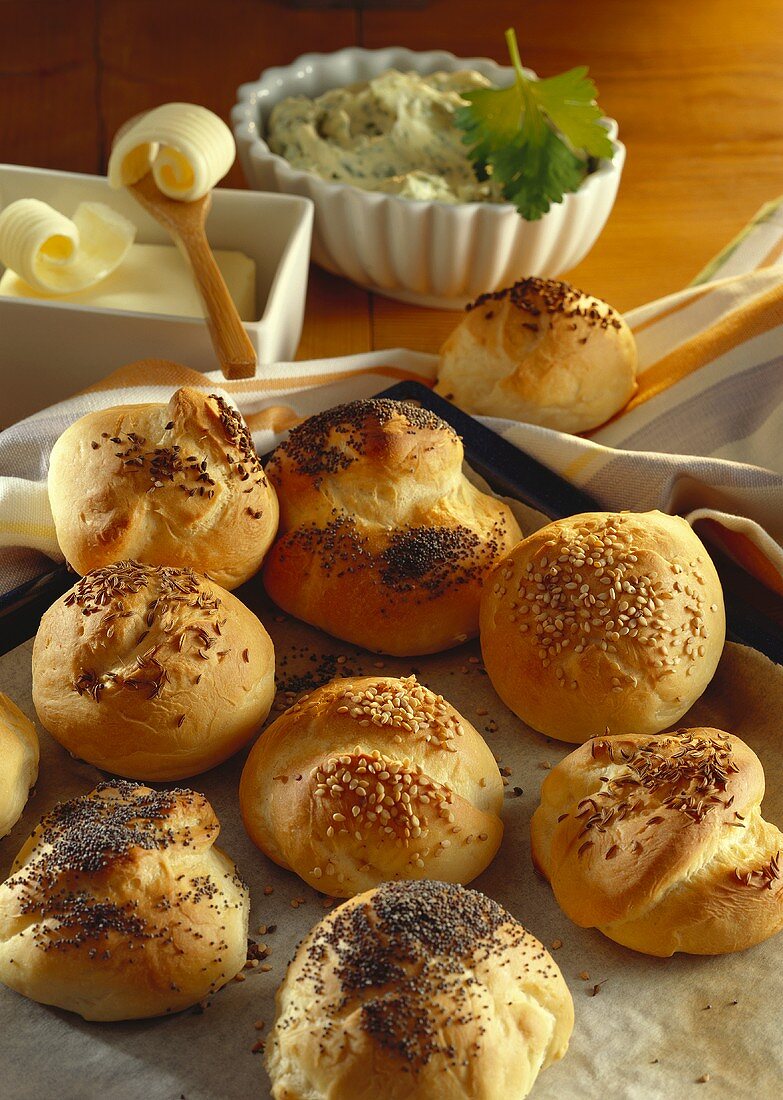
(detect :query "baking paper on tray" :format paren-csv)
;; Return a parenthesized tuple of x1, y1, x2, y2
(1, 587, 781, 1099)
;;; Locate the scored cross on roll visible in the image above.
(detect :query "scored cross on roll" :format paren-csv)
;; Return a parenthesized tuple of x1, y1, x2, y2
(531, 727, 783, 956)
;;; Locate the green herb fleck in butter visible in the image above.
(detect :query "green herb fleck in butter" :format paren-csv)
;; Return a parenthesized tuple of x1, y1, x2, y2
(267, 69, 505, 204)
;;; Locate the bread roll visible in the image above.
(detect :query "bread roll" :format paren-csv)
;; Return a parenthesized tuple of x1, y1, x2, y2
(531, 727, 783, 956)
(263, 398, 522, 655)
(240, 675, 504, 897)
(480, 510, 725, 742)
(266, 879, 573, 1100)
(0, 781, 249, 1020)
(32, 560, 275, 780)
(0, 693, 39, 839)
(48, 387, 278, 590)
(436, 277, 637, 433)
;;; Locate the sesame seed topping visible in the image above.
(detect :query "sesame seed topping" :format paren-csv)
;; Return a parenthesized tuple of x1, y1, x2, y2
(312, 748, 454, 851)
(327, 675, 462, 746)
(491, 514, 713, 679)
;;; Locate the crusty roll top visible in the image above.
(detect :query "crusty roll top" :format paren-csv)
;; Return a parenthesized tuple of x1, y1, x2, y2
(269, 398, 464, 503)
(0, 781, 249, 1020)
(32, 560, 275, 780)
(10, 781, 221, 883)
(531, 727, 783, 955)
(264, 399, 522, 655)
(48, 387, 278, 589)
(240, 675, 504, 897)
(436, 277, 637, 433)
(267, 880, 573, 1100)
(481, 511, 725, 741)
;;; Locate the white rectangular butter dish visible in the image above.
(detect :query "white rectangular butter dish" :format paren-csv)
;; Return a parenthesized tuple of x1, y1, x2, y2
(0, 165, 313, 424)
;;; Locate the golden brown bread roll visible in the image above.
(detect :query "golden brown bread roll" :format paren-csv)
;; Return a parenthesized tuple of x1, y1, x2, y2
(531, 727, 783, 956)
(32, 560, 275, 780)
(48, 387, 278, 590)
(239, 675, 504, 897)
(436, 277, 637, 432)
(0, 693, 39, 839)
(266, 879, 573, 1100)
(263, 398, 522, 655)
(480, 510, 725, 743)
(0, 781, 249, 1020)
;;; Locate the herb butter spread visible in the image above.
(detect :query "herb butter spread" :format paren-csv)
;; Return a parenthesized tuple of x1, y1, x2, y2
(267, 69, 504, 204)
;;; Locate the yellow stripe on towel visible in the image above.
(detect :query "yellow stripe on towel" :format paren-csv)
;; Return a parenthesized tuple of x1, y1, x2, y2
(698, 520, 783, 596)
(0, 520, 58, 540)
(218, 363, 431, 395)
(622, 281, 783, 415)
(83, 359, 207, 393)
(758, 236, 783, 269)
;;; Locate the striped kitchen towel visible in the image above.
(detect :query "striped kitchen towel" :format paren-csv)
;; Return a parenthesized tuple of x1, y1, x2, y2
(1, 198, 782, 603)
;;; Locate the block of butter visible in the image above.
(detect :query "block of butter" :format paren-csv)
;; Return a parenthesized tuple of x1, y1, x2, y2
(0, 242, 256, 321)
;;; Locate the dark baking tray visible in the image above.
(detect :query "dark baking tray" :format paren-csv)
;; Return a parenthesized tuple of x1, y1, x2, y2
(2, 380, 781, 664)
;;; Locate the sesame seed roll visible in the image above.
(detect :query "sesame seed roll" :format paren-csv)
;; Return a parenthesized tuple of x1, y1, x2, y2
(435, 277, 638, 433)
(0, 692, 39, 839)
(531, 728, 783, 956)
(32, 560, 275, 781)
(480, 511, 725, 743)
(47, 387, 279, 590)
(0, 781, 249, 1020)
(239, 676, 504, 897)
(266, 879, 573, 1100)
(262, 398, 522, 656)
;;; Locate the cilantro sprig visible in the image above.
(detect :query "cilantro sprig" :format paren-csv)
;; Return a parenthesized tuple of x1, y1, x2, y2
(455, 28, 615, 220)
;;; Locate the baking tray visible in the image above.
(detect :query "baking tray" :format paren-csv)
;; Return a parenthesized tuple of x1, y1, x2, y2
(2, 383, 783, 1099)
(2, 380, 781, 663)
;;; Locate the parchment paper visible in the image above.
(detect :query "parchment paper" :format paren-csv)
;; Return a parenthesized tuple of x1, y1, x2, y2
(1, 581, 781, 1100)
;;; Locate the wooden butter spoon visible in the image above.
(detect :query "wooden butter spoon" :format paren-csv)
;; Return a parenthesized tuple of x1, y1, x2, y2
(126, 172, 256, 380)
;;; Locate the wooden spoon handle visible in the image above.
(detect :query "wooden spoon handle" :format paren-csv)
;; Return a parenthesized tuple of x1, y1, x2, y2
(179, 231, 257, 380)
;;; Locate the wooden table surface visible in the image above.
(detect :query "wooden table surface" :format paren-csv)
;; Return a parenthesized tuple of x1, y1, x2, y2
(3, 0, 782, 361)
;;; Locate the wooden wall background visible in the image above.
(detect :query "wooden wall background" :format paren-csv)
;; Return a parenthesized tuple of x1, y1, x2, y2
(2, 0, 782, 357)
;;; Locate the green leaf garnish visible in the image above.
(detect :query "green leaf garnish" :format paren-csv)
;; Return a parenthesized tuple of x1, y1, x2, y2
(455, 28, 615, 220)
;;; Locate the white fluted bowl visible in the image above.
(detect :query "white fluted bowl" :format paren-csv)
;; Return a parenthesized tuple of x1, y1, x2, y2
(232, 47, 625, 309)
